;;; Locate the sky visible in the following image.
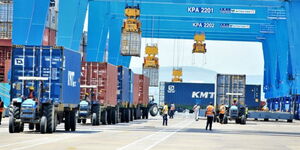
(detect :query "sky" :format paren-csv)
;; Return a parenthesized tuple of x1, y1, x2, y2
(130, 38, 264, 76)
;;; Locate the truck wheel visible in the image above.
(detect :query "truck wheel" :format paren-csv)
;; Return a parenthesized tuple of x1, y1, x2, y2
(287, 119, 293, 123)
(77, 119, 81, 124)
(96, 106, 101, 125)
(40, 116, 47, 134)
(82, 119, 87, 124)
(101, 110, 108, 125)
(145, 108, 149, 119)
(224, 116, 228, 124)
(70, 110, 76, 131)
(19, 123, 24, 132)
(150, 105, 158, 117)
(125, 109, 130, 123)
(92, 113, 97, 126)
(44, 105, 55, 133)
(9, 116, 15, 133)
(111, 109, 117, 124)
(130, 108, 134, 121)
(235, 118, 241, 124)
(240, 115, 246, 125)
(64, 111, 71, 131)
(36, 123, 40, 131)
(29, 123, 35, 130)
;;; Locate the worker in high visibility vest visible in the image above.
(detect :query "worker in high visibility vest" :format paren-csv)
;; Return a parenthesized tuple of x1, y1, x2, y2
(0, 97, 4, 125)
(205, 102, 215, 130)
(162, 103, 169, 126)
(219, 104, 226, 124)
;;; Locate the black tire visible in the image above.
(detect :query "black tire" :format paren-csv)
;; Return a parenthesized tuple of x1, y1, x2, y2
(101, 110, 108, 125)
(149, 105, 158, 117)
(36, 123, 40, 131)
(64, 111, 71, 131)
(240, 115, 246, 125)
(120, 109, 125, 122)
(77, 119, 81, 124)
(70, 110, 76, 131)
(235, 118, 241, 124)
(130, 109, 134, 121)
(9, 116, 15, 133)
(287, 119, 293, 123)
(44, 105, 55, 133)
(82, 119, 87, 124)
(19, 123, 24, 132)
(111, 109, 117, 124)
(107, 109, 112, 125)
(40, 116, 47, 134)
(264, 118, 269, 121)
(29, 123, 35, 130)
(125, 109, 130, 123)
(145, 108, 149, 119)
(92, 113, 97, 126)
(224, 116, 228, 124)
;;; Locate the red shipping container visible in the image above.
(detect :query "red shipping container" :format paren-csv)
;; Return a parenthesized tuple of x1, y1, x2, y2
(0, 39, 11, 83)
(80, 62, 118, 106)
(42, 28, 56, 46)
(133, 74, 150, 106)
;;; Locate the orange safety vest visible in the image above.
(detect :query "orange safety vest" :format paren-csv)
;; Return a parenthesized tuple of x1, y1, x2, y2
(219, 105, 225, 114)
(206, 105, 214, 116)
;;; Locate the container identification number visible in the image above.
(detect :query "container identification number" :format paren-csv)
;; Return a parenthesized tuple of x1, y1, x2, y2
(187, 7, 214, 13)
(193, 22, 215, 28)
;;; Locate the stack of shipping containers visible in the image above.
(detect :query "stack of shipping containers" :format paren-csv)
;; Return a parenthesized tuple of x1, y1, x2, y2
(0, 0, 12, 114)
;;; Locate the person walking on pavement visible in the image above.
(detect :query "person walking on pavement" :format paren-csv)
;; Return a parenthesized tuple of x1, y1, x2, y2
(169, 103, 175, 119)
(162, 103, 169, 126)
(205, 102, 215, 130)
(219, 104, 226, 124)
(0, 97, 4, 125)
(193, 104, 200, 121)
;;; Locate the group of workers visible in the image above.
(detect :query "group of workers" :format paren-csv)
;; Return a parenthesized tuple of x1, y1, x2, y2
(162, 103, 176, 126)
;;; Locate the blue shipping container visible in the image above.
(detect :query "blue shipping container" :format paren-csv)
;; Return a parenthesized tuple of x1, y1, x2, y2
(11, 45, 81, 107)
(117, 66, 131, 105)
(245, 85, 261, 110)
(129, 69, 134, 105)
(163, 82, 215, 109)
(162, 82, 261, 110)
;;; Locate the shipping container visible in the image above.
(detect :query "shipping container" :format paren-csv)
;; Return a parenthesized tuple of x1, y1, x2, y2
(117, 66, 131, 105)
(161, 82, 215, 110)
(120, 32, 141, 57)
(80, 32, 87, 61)
(80, 62, 118, 107)
(42, 28, 56, 46)
(0, 2, 12, 22)
(45, 7, 58, 30)
(245, 84, 261, 110)
(143, 67, 159, 87)
(216, 74, 246, 107)
(9, 45, 81, 133)
(160, 82, 261, 111)
(0, 22, 12, 39)
(133, 74, 149, 106)
(0, 41, 11, 82)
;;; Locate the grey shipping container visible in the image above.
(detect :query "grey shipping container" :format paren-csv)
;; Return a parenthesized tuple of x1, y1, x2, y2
(45, 7, 58, 30)
(120, 32, 141, 57)
(0, 22, 12, 39)
(0, 2, 12, 22)
(143, 67, 159, 87)
(215, 74, 246, 107)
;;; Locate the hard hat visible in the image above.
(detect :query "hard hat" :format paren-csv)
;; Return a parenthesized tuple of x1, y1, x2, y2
(29, 86, 34, 90)
(85, 93, 89, 96)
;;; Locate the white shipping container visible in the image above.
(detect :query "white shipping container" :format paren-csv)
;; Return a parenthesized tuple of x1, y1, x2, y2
(0, 22, 12, 39)
(120, 32, 141, 57)
(143, 68, 159, 87)
(0, 3, 13, 22)
(45, 7, 58, 30)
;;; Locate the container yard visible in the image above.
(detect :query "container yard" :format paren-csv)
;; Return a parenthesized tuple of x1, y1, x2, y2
(0, 0, 300, 150)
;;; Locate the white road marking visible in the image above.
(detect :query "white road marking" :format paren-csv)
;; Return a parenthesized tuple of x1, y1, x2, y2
(117, 119, 192, 150)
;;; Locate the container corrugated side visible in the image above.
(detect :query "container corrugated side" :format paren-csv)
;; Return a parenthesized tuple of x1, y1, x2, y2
(42, 28, 56, 46)
(216, 74, 246, 107)
(133, 74, 149, 106)
(117, 66, 131, 104)
(80, 62, 118, 106)
(11, 45, 81, 106)
(143, 67, 159, 87)
(129, 69, 134, 105)
(163, 82, 215, 109)
(0, 2, 12, 22)
(45, 7, 58, 30)
(120, 32, 141, 57)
